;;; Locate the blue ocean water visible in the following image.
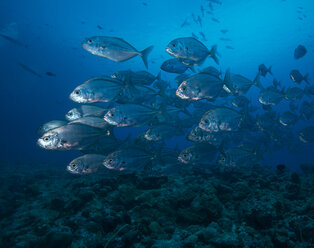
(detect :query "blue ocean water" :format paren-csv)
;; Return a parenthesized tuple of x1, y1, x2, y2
(0, 0, 313, 168)
(1, 1, 314, 247)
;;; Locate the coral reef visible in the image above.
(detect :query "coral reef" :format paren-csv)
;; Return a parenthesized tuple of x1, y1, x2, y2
(0, 162, 313, 248)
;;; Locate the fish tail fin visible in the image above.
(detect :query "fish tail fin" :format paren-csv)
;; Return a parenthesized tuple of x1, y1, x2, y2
(253, 73, 264, 90)
(224, 68, 231, 84)
(268, 66, 273, 75)
(155, 71, 161, 81)
(209, 45, 219, 65)
(189, 65, 196, 73)
(304, 73, 310, 84)
(140, 45, 154, 69)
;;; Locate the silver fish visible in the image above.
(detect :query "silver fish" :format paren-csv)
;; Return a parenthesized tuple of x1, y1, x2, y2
(70, 76, 123, 103)
(67, 154, 107, 175)
(38, 120, 67, 135)
(199, 107, 243, 132)
(166, 37, 219, 65)
(82, 36, 153, 68)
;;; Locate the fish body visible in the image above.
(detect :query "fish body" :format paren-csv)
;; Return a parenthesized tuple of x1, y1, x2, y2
(299, 126, 314, 144)
(65, 105, 107, 121)
(104, 104, 159, 127)
(176, 72, 223, 100)
(187, 126, 225, 147)
(160, 59, 193, 74)
(289, 70, 309, 84)
(178, 143, 219, 165)
(284, 87, 304, 101)
(37, 124, 111, 151)
(70, 76, 123, 103)
(166, 37, 219, 65)
(294, 45, 307, 59)
(279, 111, 298, 126)
(258, 64, 272, 77)
(67, 154, 106, 174)
(82, 36, 153, 68)
(199, 107, 243, 132)
(38, 120, 67, 135)
(217, 147, 260, 167)
(258, 87, 284, 105)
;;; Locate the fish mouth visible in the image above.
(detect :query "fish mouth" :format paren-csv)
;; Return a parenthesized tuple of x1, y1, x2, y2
(166, 47, 175, 56)
(176, 89, 190, 99)
(178, 156, 188, 164)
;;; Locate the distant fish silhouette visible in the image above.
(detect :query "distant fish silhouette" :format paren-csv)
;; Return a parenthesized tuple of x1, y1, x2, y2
(46, 72, 56, 77)
(97, 25, 103, 30)
(18, 62, 42, 78)
(226, 45, 234, 50)
(220, 37, 232, 41)
(199, 32, 207, 41)
(211, 17, 220, 23)
(220, 29, 228, 34)
(0, 33, 27, 48)
(142, 2, 147, 6)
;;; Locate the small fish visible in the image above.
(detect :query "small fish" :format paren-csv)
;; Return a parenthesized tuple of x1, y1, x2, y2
(104, 104, 159, 127)
(67, 154, 106, 175)
(211, 17, 220, 23)
(181, 17, 190, 28)
(37, 123, 116, 151)
(38, 120, 67, 135)
(294, 45, 307, 59)
(191, 32, 199, 39)
(284, 87, 304, 101)
(258, 87, 284, 106)
(273, 78, 281, 88)
(166, 37, 219, 65)
(176, 72, 223, 100)
(46, 72, 56, 77)
(160, 58, 194, 74)
(197, 15, 202, 27)
(200, 5, 205, 17)
(70, 76, 123, 103)
(220, 29, 228, 34)
(144, 124, 184, 141)
(18, 62, 42, 78)
(279, 111, 298, 126)
(219, 37, 232, 42)
(178, 143, 219, 165)
(225, 45, 234, 50)
(97, 25, 103, 30)
(0, 32, 27, 48)
(299, 126, 314, 144)
(187, 126, 225, 147)
(82, 36, 153, 68)
(199, 107, 243, 132)
(199, 32, 207, 41)
(223, 70, 261, 95)
(258, 64, 272, 77)
(217, 146, 260, 167)
(142, 2, 147, 6)
(65, 105, 107, 121)
(232, 96, 249, 109)
(289, 70, 309, 84)
(70, 116, 111, 130)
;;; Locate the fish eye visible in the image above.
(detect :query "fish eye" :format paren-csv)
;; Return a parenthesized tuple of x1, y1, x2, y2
(109, 159, 113, 163)
(72, 163, 77, 167)
(68, 112, 73, 116)
(183, 154, 187, 157)
(87, 39, 93, 44)
(204, 119, 209, 124)
(74, 90, 81, 95)
(43, 137, 49, 141)
(110, 112, 115, 117)
(182, 86, 187, 91)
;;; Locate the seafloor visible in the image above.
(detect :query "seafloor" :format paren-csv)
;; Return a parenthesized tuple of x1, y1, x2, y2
(0, 162, 313, 248)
